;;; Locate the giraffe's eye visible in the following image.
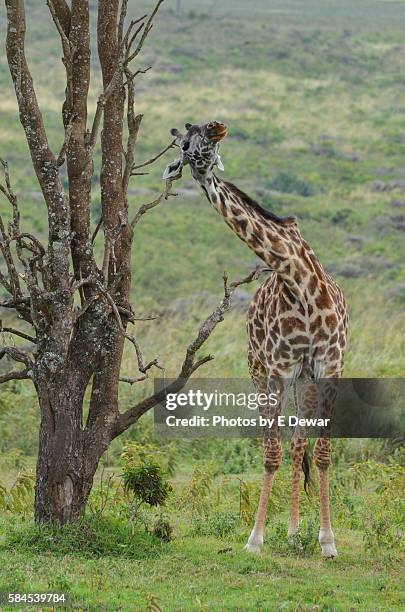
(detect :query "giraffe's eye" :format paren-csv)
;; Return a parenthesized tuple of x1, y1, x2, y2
(182, 142, 190, 152)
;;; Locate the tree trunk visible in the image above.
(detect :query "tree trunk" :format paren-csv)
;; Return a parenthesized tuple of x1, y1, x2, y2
(34, 378, 99, 524)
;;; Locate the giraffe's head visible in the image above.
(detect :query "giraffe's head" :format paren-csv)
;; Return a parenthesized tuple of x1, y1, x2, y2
(163, 121, 227, 184)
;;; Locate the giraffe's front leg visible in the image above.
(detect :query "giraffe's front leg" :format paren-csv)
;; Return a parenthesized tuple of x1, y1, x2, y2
(314, 377, 339, 558)
(245, 434, 281, 553)
(314, 437, 337, 558)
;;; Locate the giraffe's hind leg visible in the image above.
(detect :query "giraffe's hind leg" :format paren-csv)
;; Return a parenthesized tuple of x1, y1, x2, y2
(288, 381, 317, 537)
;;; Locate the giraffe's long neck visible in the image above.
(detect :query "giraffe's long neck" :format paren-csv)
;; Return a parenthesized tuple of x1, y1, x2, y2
(200, 174, 310, 295)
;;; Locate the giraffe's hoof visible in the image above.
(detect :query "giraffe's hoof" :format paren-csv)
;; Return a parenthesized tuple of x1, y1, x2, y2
(320, 542, 338, 558)
(244, 534, 263, 553)
(287, 526, 299, 538)
(244, 542, 262, 554)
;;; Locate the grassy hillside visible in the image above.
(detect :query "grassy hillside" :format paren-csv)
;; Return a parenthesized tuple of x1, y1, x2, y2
(1, 0, 405, 380)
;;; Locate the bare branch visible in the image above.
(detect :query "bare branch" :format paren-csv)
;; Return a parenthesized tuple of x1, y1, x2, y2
(0, 296, 30, 309)
(91, 217, 103, 245)
(0, 369, 32, 384)
(0, 323, 37, 344)
(131, 179, 177, 227)
(47, 0, 71, 53)
(0, 158, 23, 299)
(119, 358, 162, 385)
(0, 346, 33, 369)
(122, 103, 143, 196)
(117, 0, 129, 45)
(132, 138, 177, 172)
(114, 269, 262, 435)
(56, 113, 77, 166)
(125, 0, 165, 64)
(230, 265, 273, 290)
(48, 0, 71, 35)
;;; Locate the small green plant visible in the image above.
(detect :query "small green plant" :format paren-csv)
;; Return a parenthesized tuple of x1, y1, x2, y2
(287, 519, 319, 556)
(266, 515, 318, 557)
(238, 478, 260, 526)
(192, 511, 240, 538)
(152, 516, 174, 542)
(123, 462, 172, 507)
(121, 442, 173, 532)
(181, 462, 213, 516)
(0, 465, 34, 515)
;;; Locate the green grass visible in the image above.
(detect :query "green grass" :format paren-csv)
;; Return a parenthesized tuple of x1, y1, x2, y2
(0, 504, 403, 611)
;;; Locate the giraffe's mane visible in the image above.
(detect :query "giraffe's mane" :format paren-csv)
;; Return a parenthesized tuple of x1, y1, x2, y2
(223, 181, 297, 226)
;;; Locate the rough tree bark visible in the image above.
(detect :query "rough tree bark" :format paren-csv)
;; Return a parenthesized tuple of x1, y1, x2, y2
(0, 0, 259, 524)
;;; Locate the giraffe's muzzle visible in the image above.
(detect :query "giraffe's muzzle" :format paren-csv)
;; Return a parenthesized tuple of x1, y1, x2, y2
(206, 121, 228, 142)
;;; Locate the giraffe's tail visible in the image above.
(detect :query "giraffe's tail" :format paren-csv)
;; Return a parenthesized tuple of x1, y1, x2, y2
(302, 449, 312, 494)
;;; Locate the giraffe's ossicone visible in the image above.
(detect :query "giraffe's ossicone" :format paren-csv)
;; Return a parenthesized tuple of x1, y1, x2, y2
(164, 121, 348, 558)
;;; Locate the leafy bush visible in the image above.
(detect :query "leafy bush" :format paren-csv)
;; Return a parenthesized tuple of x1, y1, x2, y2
(121, 442, 173, 527)
(267, 172, 314, 197)
(123, 462, 172, 507)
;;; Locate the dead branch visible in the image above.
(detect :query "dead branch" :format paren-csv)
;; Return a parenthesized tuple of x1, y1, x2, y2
(131, 178, 177, 227)
(0, 323, 37, 344)
(56, 113, 77, 166)
(48, 0, 71, 35)
(0, 158, 22, 299)
(91, 217, 103, 245)
(230, 265, 272, 290)
(101, 211, 127, 280)
(0, 369, 32, 384)
(114, 269, 263, 435)
(1, 158, 47, 293)
(131, 138, 177, 173)
(117, 0, 129, 46)
(0, 346, 33, 369)
(125, 0, 165, 64)
(0, 296, 30, 308)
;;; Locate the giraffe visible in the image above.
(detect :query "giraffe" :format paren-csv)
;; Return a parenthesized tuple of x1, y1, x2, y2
(163, 121, 348, 557)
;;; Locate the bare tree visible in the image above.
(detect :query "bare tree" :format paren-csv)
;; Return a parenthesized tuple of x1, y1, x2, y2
(0, 0, 254, 524)
(176, 0, 181, 15)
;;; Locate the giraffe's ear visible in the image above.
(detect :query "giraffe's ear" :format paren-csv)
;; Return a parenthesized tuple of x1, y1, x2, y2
(170, 128, 183, 141)
(163, 158, 183, 180)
